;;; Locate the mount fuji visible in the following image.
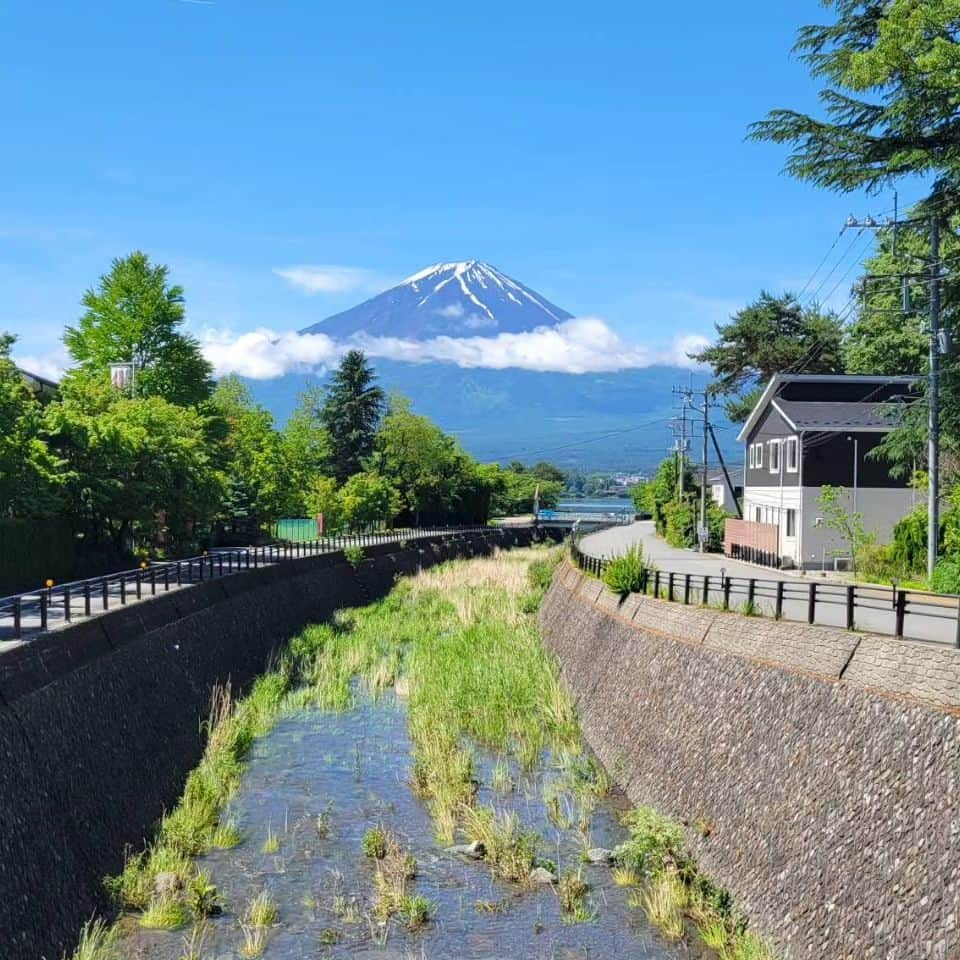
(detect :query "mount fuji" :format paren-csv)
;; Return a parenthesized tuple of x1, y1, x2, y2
(301, 261, 572, 340)
(246, 261, 725, 471)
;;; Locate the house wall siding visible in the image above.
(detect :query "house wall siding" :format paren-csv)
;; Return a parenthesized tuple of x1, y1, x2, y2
(744, 405, 800, 489)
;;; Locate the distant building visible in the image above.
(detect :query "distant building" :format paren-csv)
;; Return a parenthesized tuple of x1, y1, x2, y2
(18, 368, 59, 402)
(726, 374, 916, 570)
(708, 466, 742, 513)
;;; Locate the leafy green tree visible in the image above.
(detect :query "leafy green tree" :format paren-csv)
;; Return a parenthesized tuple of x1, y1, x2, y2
(338, 472, 400, 530)
(303, 475, 342, 531)
(479, 464, 562, 517)
(528, 461, 566, 484)
(845, 206, 960, 476)
(752, 1, 960, 194)
(321, 351, 385, 483)
(817, 485, 875, 577)
(211, 376, 296, 532)
(45, 377, 221, 553)
(374, 396, 483, 524)
(691, 292, 844, 421)
(633, 456, 696, 534)
(283, 385, 331, 500)
(0, 333, 63, 517)
(64, 252, 213, 406)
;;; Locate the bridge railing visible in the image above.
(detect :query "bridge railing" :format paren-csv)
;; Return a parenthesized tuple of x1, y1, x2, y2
(0, 525, 502, 642)
(570, 541, 960, 648)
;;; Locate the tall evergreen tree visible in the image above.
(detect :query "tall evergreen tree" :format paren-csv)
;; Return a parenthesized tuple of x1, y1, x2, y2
(691, 292, 845, 422)
(321, 351, 385, 483)
(751, 1, 960, 195)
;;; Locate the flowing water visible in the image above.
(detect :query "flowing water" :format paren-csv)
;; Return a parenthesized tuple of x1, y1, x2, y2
(122, 690, 699, 960)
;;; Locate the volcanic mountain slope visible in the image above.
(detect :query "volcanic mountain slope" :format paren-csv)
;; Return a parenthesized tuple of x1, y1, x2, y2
(301, 261, 572, 340)
(248, 261, 724, 471)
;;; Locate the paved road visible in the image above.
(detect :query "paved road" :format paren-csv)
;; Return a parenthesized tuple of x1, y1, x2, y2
(580, 521, 959, 646)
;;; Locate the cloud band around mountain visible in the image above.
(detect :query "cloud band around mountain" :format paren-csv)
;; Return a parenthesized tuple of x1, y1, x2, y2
(199, 318, 708, 379)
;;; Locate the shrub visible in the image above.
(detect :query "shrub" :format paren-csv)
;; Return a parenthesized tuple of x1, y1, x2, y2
(361, 825, 389, 860)
(344, 545, 365, 568)
(613, 806, 685, 877)
(602, 546, 646, 596)
(931, 556, 960, 594)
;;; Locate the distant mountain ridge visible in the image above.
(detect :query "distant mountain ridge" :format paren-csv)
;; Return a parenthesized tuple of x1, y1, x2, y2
(301, 260, 572, 340)
(246, 260, 730, 471)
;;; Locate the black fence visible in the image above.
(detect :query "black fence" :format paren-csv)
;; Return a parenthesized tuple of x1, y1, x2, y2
(0, 525, 499, 642)
(571, 542, 960, 648)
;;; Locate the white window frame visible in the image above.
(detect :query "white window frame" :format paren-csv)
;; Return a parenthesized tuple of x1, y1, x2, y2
(754, 443, 763, 469)
(768, 439, 781, 474)
(785, 436, 799, 473)
(748, 444, 755, 468)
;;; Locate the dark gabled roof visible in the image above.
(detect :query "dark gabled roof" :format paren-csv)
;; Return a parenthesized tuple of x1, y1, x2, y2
(737, 374, 917, 442)
(774, 400, 905, 432)
(707, 466, 743, 485)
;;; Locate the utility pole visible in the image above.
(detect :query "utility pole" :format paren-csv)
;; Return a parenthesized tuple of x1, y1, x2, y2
(929, 213, 941, 581)
(847, 208, 944, 579)
(700, 396, 709, 552)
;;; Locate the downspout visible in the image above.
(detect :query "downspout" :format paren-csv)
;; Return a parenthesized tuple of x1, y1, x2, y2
(778, 441, 785, 564)
(797, 431, 804, 569)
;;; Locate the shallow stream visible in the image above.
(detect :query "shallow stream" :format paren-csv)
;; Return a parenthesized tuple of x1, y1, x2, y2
(123, 690, 699, 960)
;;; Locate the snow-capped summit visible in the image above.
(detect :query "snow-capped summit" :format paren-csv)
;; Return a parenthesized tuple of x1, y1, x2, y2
(300, 260, 573, 340)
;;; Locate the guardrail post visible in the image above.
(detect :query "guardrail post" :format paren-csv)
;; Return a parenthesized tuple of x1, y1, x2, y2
(723, 577, 731, 611)
(120, 575, 127, 605)
(40, 591, 48, 631)
(84, 582, 91, 616)
(135, 572, 142, 600)
(807, 583, 816, 624)
(668, 572, 675, 603)
(846, 586, 855, 630)
(64, 586, 71, 622)
(176, 562, 183, 585)
(683, 574, 691, 605)
(895, 589, 907, 638)
(702, 575, 710, 606)
(150, 568, 157, 595)
(102, 578, 109, 610)
(747, 579, 755, 608)
(640, 567, 649, 595)
(775, 581, 784, 619)
(12, 596, 21, 637)
(653, 570, 661, 599)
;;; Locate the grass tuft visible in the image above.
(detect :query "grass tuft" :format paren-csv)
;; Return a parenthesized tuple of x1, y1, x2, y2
(64, 918, 117, 960)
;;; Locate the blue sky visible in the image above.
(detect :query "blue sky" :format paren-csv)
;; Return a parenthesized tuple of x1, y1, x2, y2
(1, 0, 925, 378)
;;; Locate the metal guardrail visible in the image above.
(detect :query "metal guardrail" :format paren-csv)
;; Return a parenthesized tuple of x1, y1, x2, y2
(0, 525, 500, 642)
(570, 542, 960, 648)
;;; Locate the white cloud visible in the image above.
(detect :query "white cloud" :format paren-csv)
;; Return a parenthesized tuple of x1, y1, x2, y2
(272, 264, 379, 295)
(201, 328, 341, 379)
(434, 303, 464, 318)
(201, 317, 708, 380)
(11, 347, 71, 381)
(667, 333, 710, 368)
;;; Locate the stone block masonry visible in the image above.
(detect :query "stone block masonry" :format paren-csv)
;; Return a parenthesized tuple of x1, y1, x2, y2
(0, 527, 558, 960)
(540, 562, 960, 960)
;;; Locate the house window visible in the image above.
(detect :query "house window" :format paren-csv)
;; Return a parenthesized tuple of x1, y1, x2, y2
(786, 436, 798, 473)
(754, 443, 763, 469)
(768, 439, 781, 473)
(786, 508, 796, 537)
(754, 506, 761, 523)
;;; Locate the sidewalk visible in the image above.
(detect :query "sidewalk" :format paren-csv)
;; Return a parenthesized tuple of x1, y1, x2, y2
(579, 521, 957, 646)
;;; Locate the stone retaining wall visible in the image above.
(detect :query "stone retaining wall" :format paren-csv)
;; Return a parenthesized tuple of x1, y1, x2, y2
(541, 561, 960, 960)
(0, 528, 555, 960)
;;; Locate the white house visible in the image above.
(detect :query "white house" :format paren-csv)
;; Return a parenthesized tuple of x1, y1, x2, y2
(727, 373, 917, 570)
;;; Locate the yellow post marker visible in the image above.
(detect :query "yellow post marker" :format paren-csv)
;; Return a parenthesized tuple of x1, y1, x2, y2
(44, 579, 54, 589)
